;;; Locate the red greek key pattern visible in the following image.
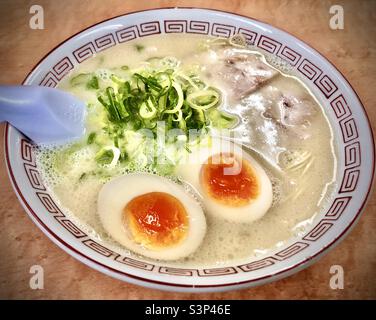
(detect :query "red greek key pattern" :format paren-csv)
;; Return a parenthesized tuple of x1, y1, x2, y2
(39, 72, 58, 87)
(164, 20, 186, 33)
(211, 23, 236, 38)
(159, 267, 197, 276)
(116, 21, 160, 44)
(330, 94, 351, 119)
(257, 35, 282, 54)
(277, 46, 301, 66)
(73, 42, 96, 63)
(345, 142, 361, 168)
(94, 33, 116, 51)
(340, 168, 360, 193)
(340, 117, 359, 143)
(138, 21, 161, 36)
(238, 27, 258, 45)
(315, 74, 338, 98)
(297, 59, 323, 80)
(164, 20, 211, 35)
(116, 25, 138, 43)
(52, 57, 74, 80)
(21, 139, 35, 164)
(73, 34, 116, 63)
(188, 20, 210, 34)
(303, 221, 333, 241)
(325, 196, 351, 219)
(23, 164, 46, 191)
(84, 240, 158, 273)
(239, 257, 276, 272)
(55, 217, 87, 238)
(82, 239, 119, 258)
(39, 57, 74, 87)
(114, 256, 155, 271)
(199, 267, 238, 277)
(275, 242, 309, 260)
(36, 192, 64, 216)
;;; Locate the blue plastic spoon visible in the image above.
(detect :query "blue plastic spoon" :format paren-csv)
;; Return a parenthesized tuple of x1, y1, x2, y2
(0, 85, 86, 144)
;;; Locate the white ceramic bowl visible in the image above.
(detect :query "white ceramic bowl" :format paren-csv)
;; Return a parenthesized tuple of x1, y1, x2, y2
(5, 8, 374, 292)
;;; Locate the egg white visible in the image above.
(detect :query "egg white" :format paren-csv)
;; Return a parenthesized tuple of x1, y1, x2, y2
(176, 137, 273, 223)
(97, 173, 206, 260)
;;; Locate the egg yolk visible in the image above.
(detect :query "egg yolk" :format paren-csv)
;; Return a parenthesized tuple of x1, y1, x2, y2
(123, 192, 189, 249)
(200, 153, 259, 206)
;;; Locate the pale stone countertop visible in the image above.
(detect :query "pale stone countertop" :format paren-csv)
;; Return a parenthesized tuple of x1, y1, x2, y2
(0, 0, 375, 299)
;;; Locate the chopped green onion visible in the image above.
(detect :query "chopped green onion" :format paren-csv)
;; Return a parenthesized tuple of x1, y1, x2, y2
(70, 73, 91, 87)
(164, 81, 184, 114)
(135, 44, 145, 52)
(140, 99, 157, 119)
(187, 89, 220, 110)
(86, 76, 99, 90)
(87, 132, 96, 144)
(110, 75, 125, 86)
(79, 172, 87, 181)
(95, 146, 120, 167)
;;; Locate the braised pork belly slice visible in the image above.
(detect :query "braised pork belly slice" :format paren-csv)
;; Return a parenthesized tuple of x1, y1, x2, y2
(261, 86, 318, 140)
(209, 48, 280, 100)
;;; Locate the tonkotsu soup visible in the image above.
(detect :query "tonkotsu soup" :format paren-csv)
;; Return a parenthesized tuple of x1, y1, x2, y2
(35, 34, 337, 267)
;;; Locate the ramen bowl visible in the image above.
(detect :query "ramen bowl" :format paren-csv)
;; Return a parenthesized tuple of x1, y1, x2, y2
(5, 8, 374, 292)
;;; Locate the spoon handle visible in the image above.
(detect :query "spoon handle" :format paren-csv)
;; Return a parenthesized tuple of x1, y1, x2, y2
(0, 85, 42, 123)
(0, 85, 86, 144)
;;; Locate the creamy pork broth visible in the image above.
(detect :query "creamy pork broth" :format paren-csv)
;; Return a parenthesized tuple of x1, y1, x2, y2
(36, 34, 337, 267)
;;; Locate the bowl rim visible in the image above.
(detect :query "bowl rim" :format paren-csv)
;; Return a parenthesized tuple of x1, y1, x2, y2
(5, 7, 375, 292)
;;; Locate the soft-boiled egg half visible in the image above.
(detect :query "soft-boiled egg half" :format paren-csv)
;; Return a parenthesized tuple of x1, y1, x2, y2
(176, 137, 273, 223)
(97, 173, 206, 260)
